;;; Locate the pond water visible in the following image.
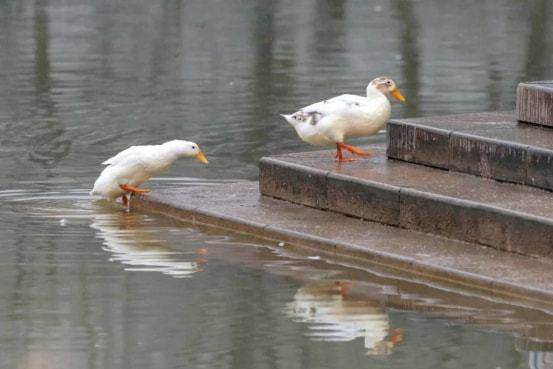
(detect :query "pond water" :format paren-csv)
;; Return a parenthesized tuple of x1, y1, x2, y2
(1, 1, 553, 368)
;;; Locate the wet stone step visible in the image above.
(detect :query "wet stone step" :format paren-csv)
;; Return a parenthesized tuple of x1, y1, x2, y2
(133, 182, 553, 304)
(387, 111, 553, 191)
(259, 147, 553, 258)
(517, 81, 553, 127)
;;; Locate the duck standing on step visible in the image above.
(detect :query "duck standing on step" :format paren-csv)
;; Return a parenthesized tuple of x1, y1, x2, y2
(281, 76, 405, 162)
(90, 140, 208, 206)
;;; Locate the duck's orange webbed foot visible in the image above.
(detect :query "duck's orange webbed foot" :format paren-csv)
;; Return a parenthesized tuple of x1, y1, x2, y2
(389, 328, 404, 343)
(119, 184, 150, 195)
(336, 157, 357, 162)
(334, 280, 353, 296)
(335, 143, 359, 162)
(339, 142, 372, 157)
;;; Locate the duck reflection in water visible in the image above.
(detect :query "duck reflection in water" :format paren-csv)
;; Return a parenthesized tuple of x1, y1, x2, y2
(286, 280, 403, 356)
(529, 352, 553, 369)
(90, 201, 206, 278)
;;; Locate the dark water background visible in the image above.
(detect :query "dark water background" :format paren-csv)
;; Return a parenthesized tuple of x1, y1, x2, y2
(1, 1, 553, 368)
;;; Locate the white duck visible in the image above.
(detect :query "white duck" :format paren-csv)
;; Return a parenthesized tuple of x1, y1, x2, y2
(90, 140, 208, 205)
(286, 281, 403, 356)
(281, 76, 405, 162)
(90, 207, 205, 278)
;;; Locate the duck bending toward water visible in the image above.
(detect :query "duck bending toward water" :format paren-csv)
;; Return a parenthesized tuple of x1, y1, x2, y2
(90, 140, 208, 206)
(281, 76, 405, 162)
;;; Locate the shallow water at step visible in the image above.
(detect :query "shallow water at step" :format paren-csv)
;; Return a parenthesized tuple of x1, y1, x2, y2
(1, 1, 553, 368)
(2, 187, 553, 369)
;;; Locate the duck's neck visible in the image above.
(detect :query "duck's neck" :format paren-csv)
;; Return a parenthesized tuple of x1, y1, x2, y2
(156, 145, 185, 168)
(366, 85, 387, 100)
(162, 142, 191, 160)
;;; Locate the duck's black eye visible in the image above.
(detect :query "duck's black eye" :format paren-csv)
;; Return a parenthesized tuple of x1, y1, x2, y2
(192, 146, 196, 150)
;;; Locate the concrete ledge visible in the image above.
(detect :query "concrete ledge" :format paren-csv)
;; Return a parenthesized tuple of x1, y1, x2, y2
(387, 122, 451, 169)
(387, 111, 553, 191)
(449, 133, 529, 183)
(399, 188, 553, 256)
(327, 173, 400, 225)
(130, 182, 553, 307)
(528, 146, 553, 189)
(259, 148, 553, 257)
(517, 81, 553, 127)
(259, 158, 329, 209)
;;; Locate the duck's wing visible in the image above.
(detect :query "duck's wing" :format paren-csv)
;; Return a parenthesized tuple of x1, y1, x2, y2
(102, 145, 154, 165)
(91, 154, 152, 196)
(299, 94, 368, 122)
(325, 94, 368, 106)
(101, 154, 157, 186)
(111, 155, 151, 175)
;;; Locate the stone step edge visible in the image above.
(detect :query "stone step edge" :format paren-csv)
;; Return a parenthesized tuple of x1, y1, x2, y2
(131, 190, 553, 307)
(517, 82, 553, 127)
(259, 157, 553, 257)
(386, 119, 553, 191)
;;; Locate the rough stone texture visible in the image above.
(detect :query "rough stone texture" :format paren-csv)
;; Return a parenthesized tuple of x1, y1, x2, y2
(400, 188, 553, 257)
(388, 111, 553, 190)
(517, 81, 553, 127)
(386, 121, 415, 162)
(412, 124, 451, 169)
(259, 158, 328, 209)
(448, 133, 491, 178)
(326, 173, 400, 225)
(486, 211, 553, 256)
(387, 121, 451, 169)
(399, 188, 482, 245)
(131, 182, 553, 306)
(527, 146, 553, 189)
(449, 133, 529, 183)
(259, 147, 553, 257)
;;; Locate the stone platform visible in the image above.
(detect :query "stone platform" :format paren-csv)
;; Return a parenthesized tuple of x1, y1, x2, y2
(132, 182, 553, 306)
(260, 146, 553, 257)
(388, 111, 553, 190)
(517, 81, 553, 127)
(131, 106, 553, 307)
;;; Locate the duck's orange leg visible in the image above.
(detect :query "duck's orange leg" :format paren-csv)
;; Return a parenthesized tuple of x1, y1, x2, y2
(335, 143, 342, 160)
(339, 142, 372, 157)
(335, 143, 358, 162)
(121, 194, 129, 206)
(119, 183, 150, 195)
(335, 280, 353, 296)
(389, 328, 404, 343)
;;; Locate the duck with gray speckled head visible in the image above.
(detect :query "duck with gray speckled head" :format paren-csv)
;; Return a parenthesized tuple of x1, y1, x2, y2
(281, 77, 405, 162)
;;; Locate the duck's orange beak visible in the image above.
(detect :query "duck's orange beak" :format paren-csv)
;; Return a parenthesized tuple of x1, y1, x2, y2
(390, 87, 406, 102)
(195, 151, 209, 164)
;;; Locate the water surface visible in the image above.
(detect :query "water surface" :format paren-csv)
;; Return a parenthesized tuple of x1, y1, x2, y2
(1, 1, 553, 368)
